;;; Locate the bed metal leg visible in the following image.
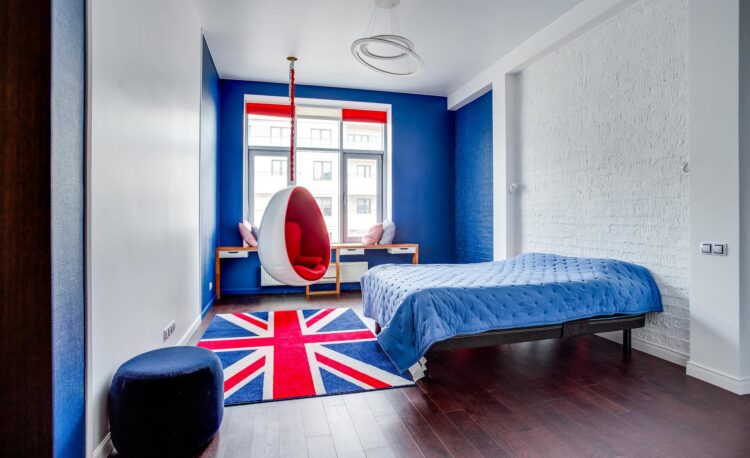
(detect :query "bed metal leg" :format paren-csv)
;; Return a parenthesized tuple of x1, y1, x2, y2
(623, 329, 632, 359)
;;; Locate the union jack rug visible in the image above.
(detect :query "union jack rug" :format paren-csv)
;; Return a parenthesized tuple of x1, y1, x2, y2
(197, 308, 413, 406)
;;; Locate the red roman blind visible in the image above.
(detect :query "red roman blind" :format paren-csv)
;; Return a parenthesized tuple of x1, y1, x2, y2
(246, 103, 292, 118)
(247, 104, 386, 123)
(342, 109, 387, 124)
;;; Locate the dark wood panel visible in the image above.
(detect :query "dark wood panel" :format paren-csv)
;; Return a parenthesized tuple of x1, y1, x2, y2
(444, 410, 508, 458)
(196, 293, 750, 458)
(0, 0, 54, 456)
(400, 387, 482, 458)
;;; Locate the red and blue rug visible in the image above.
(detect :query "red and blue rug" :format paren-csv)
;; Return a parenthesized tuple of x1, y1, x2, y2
(198, 307, 413, 406)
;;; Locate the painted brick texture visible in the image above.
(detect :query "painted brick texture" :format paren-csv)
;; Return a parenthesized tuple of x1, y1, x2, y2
(516, 0, 689, 355)
(455, 91, 493, 263)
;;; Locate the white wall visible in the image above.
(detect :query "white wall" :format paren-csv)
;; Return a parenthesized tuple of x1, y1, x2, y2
(448, 0, 637, 262)
(87, 0, 203, 453)
(515, 0, 689, 356)
(740, 0, 750, 381)
(685, 0, 747, 393)
(449, 0, 750, 393)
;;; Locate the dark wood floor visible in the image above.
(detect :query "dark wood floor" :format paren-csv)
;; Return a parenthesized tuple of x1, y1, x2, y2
(193, 293, 750, 458)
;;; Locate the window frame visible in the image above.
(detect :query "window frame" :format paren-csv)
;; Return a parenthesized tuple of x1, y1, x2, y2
(356, 198, 372, 215)
(310, 128, 332, 141)
(342, 152, 383, 242)
(247, 149, 290, 227)
(246, 104, 388, 244)
(313, 160, 333, 181)
(315, 196, 333, 216)
(270, 126, 290, 143)
(356, 164, 372, 178)
(270, 159, 285, 176)
(347, 133, 371, 148)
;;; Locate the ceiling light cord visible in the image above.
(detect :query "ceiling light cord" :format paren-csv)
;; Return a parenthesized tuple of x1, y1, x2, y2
(365, 4, 378, 37)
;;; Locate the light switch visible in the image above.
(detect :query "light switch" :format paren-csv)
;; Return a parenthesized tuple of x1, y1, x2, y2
(712, 244, 727, 256)
(700, 243, 713, 254)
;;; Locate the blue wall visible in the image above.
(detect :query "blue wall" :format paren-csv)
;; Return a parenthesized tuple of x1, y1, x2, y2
(218, 80, 455, 295)
(51, 0, 85, 455)
(200, 38, 220, 313)
(455, 91, 493, 263)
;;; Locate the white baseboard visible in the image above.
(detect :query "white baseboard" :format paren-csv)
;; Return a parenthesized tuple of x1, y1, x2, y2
(93, 432, 114, 458)
(177, 314, 202, 346)
(596, 331, 689, 366)
(686, 361, 750, 395)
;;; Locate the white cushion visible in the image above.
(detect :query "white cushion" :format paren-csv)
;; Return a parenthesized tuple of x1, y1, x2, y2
(379, 219, 396, 244)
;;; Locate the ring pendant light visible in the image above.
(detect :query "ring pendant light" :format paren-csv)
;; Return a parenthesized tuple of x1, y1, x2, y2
(351, 0, 424, 76)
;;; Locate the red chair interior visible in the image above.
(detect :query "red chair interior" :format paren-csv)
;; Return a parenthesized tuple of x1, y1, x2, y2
(284, 187, 331, 281)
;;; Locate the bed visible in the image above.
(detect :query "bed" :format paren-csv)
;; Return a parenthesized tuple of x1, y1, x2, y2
(361, 253, 663, 374)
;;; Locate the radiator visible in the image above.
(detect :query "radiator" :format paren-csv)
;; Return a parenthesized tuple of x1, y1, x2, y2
(260, 262, 369, 287)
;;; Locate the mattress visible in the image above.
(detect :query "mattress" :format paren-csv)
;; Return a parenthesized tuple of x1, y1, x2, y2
(361, 253, 663, 373)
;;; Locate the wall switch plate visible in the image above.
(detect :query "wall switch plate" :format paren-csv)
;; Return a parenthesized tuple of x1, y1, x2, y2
(712, 243, 727, 256)
(163, 320, 176, 341)
(700, 242, 727, 256)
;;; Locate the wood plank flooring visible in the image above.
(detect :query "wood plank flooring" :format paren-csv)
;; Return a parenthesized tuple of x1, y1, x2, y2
(193, 293, 750, 457)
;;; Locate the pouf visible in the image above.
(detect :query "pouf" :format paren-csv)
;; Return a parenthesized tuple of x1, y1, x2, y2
(109, 346, 224, 457)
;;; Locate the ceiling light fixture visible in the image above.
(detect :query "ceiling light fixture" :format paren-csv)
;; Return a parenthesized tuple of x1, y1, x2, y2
(351, 0, 424, 76)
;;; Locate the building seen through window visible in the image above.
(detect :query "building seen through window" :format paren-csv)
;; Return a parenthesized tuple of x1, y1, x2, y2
(248, 107, 386, 242)
(313, 161, 332, 181)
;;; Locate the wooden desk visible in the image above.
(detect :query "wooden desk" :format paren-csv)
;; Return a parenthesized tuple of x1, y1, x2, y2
(214, 243, 419, 300)
(214, 246, 257, 301)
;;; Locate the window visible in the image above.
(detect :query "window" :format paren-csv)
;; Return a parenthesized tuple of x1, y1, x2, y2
(356, 164, 371, 178)
(270, 126, 290, 142)
(344, 122, 383, 150)
(248, 104, 386, 242)
(298, 118, 339, 148)
(248, 115, 292, 147)
(311, 128, 332, 145)
(271, 159, 285, 176)
(357, 198, 372, 214)
(347, 134, 370, 147)
(250, 154, 288, 225)
(345, 156, 381, 239)
(315, 197, 333, 216)
(313, 161, 332, 181)
(298, 152, 340, 241)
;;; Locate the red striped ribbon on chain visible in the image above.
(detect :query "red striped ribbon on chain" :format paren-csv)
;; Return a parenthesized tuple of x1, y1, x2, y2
(289, 60, 296, 184)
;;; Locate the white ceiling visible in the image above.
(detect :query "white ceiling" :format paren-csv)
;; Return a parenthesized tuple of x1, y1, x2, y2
(192, 0, 583, 97)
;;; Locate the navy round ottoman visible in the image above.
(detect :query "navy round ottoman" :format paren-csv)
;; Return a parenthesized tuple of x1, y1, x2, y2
(109, 346, 224, 457)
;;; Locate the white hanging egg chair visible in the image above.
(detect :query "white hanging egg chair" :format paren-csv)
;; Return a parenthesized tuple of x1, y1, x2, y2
(258, 185, 331, 286)
(256, 57, 331, 286)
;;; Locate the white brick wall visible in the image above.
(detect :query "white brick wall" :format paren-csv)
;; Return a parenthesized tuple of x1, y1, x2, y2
(515, 0, 689, 355)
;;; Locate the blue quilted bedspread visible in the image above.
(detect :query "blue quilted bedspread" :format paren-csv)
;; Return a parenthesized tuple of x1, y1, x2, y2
(361, 253, 662, 373)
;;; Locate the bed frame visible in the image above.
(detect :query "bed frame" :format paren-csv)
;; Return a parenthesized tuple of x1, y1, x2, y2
(374, 314, 645, 376)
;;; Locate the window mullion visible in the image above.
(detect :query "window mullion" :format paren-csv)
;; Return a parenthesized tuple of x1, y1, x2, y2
(339, 120, 346, 244)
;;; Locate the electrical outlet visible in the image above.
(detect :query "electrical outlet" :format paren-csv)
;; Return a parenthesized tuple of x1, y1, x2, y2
(163, 320, 176, 341)
(209, 281, 213, 291)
